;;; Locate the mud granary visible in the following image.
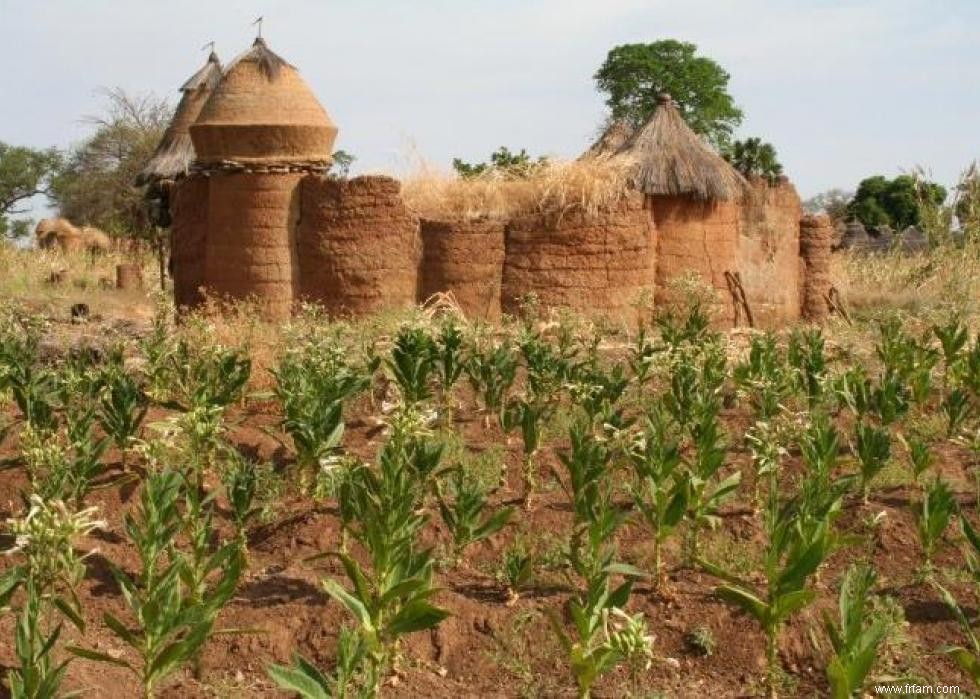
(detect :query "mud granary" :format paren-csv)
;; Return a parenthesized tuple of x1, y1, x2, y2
(144, 39, 832, 326)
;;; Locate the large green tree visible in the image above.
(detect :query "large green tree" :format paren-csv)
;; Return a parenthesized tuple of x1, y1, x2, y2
(50, 88, 171, 239)
(847, 174, 947, 230)
(594, 40, 743, 149)
(0, 143, 62, 239)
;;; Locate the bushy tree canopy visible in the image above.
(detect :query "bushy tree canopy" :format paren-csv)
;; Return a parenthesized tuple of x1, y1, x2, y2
(846, 174, 946, 230)
(452, 147, 547, 179)
(723, 137, 783, 183)
(594, 40, 743, 149)
(49, 88, 171, 238)
(0, 142, 62, 239)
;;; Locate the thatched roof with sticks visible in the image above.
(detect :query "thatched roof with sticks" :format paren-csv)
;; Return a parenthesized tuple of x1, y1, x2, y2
(580, 118, 635, 160)
(617, 94, 747, 201)
(189, 37, 338, 165)
(137, 51, 222, 186)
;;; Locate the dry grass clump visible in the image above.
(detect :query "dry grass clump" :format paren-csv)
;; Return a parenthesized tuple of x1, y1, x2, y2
(401, 157, 632, 222)
(0, 243, 156, 321)
(833, 239, 980, 331)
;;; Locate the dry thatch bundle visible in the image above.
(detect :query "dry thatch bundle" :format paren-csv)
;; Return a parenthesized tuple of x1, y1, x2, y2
(618, 94, 746, 201)
(580, 118, 634, 160)
(137, 51, 222, 186)
(401, 158, 632, 223)
(190, 37, 338, 165)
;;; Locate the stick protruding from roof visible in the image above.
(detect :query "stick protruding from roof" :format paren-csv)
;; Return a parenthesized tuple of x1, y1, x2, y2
(616, 93, 747, 201)
(225, 36, 292, 82)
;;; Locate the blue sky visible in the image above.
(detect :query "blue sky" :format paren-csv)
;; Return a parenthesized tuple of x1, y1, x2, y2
(2, 0, 978, 215)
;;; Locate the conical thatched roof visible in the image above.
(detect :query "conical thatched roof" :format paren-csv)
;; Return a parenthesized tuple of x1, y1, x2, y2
(580, 118, 634, 160)
(617, 94, 746, 201)
(189, 38, 338, 165)
(137, 51, 222, 186)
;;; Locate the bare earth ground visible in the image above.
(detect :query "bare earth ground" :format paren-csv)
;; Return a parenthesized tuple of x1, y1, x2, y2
(0, 305, 975, 699)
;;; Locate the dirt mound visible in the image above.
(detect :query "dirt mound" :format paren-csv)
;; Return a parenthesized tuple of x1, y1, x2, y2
(203, 172, 303, 321)
(297, 175, 421, 316)
(419, 218, 504, 321)
(170, 175, 209, 309)
(501, 192, 654, 326)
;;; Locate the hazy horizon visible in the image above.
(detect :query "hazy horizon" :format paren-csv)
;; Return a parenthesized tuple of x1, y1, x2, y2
(2, 0, 978, 221)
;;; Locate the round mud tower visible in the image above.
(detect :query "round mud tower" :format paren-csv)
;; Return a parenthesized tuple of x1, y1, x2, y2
(203, 172, 302, 321)
(298, 175, 420, 316)
(650, 195, 740, 326)
(501, 192, 655, 326)
(169, 175, 209, 309)
(419, 218, 504, 321)
(799, 214, 833, 322)
(736, 177, 802, 328)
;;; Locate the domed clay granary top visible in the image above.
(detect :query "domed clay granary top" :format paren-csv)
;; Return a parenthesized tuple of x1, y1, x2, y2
(189, 38, 338, 167)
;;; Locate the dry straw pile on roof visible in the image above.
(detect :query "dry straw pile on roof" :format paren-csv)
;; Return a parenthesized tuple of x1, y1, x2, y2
(401, 157, 632, 223)
(189, 37, 338, 165)
(137, 51, 222, 185)
(617, 94, 746, 201)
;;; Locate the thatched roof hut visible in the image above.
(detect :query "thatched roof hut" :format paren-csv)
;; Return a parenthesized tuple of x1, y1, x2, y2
(580, 118, 634, 160)
(137, 51, 222, 186)
(617, 94, 746, 201)
(189, 37, 338, 166)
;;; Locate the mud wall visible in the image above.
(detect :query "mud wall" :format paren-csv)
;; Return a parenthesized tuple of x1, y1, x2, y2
(736, 178, 802, 327)
(419, 218, 504, 321)
(501, 192, 655, 326)
(202, 172, 302, 321)
(650, 195, 739, 326)
(169, 174, 209, 310)
(297, 175, 420, 316)
(799, 214, 833, 322)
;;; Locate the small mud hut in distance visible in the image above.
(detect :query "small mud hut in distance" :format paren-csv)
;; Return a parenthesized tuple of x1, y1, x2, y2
(618, 94, 747, 325)
(185, 37, 338, 320)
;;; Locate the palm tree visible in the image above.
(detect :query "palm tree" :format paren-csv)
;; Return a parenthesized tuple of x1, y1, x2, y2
(724, 137, 784, 184)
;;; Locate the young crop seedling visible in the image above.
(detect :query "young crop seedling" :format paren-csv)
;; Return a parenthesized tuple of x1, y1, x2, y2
(385, 324, 437, 406)
(788, 328, 828, 406)
(434, 320, 466, 426)
(73, 469, 243, 699)
(268, 626, 370, 699)
(935, 583, 980, 686)
(914, 476, 956, 578)
(682, 406, 741, 564)
(466, 340, 517, 427)
(273, 337, 372, 489)
(853, 422, 891, 504)
(221, 448, 263, 556)
(902, 434, 933, 485)
(98, 361, 148, 470)
(627, 408, 687, 581)
(437, 468, 513, 565)
(700, 424, 836, 699)
(322, 420, 450, 691)
(497, 543, 535, 604)
(5, 496, 104, 699)
(823, 564, 892, 699)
